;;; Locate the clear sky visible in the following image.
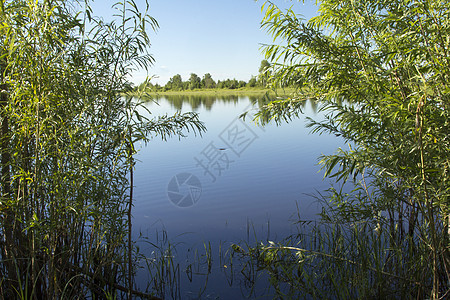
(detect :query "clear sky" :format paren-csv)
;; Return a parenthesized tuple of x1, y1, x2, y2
(91, 0, 318, 85)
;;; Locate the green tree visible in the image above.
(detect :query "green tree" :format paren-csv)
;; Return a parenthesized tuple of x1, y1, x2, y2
(258, 59, 271, 87)
(153, 82, 162, 91)
(222, 79, 239, 89)
(255, 0, 450, 298)
(247, 76, 258, 87)
(202, 73, 216, 89)
(166, 74, 183, 90)
(0, 0, 204, 298)
(189, 73, 201, 90)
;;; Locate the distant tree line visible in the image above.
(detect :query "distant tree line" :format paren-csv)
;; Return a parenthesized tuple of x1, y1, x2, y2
(136, 60, 272, 92)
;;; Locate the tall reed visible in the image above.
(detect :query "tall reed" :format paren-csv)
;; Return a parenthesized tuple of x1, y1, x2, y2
(0, 1, 204, 298)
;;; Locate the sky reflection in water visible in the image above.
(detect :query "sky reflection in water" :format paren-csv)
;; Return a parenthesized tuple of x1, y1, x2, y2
(133, 96, 342, 242)
(131, 95, 345, 298)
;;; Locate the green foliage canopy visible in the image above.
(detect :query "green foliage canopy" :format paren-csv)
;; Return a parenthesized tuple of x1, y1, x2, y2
(257, 0, 450, 298)
(0, 0, 204, 298)
(258, 59, 271, 87)
(189, 73, 201, 90)
(202, 73, 216, 89)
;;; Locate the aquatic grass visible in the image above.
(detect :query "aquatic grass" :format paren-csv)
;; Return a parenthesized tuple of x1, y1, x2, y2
(229, 214, 438, 299)
(139, 236, 181, 299)
(204, 241, 212, 274)
(136, 230, 220, 300)
(222, 194, 428, 298)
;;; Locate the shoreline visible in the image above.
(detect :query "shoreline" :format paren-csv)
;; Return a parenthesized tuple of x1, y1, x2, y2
(127, 87, 296, 98)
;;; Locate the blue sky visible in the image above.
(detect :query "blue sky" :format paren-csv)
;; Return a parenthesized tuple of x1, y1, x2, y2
(92, 0, 318, 85)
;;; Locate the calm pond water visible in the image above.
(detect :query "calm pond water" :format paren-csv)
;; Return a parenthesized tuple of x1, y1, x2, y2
(132, 95, 344, 298)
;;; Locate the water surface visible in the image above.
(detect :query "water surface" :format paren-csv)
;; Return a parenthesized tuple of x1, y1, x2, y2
(132, 95, 343, 298)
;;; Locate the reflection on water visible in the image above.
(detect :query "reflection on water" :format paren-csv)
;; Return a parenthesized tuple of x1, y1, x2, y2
(132, 95, 338, 298)
(140, 93, 320, 114)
